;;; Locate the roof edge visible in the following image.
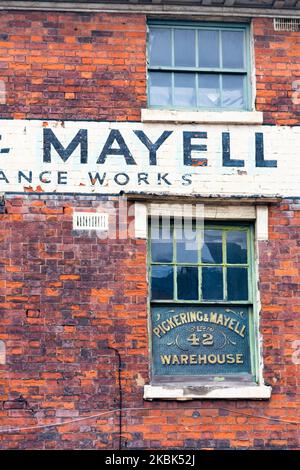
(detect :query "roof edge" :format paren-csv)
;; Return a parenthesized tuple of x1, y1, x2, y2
(0, 2, 300, 19)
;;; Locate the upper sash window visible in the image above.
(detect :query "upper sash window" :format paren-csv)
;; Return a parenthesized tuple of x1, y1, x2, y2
(148, 22, 251, 111)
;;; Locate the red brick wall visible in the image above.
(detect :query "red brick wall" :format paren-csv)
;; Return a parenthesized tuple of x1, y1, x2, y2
(0, 11, 147, 121)
(0, 12, 299, 124)
(253, 18, 300, 125)
(0, 10, 299, 450)
(0, 195, 299, 450)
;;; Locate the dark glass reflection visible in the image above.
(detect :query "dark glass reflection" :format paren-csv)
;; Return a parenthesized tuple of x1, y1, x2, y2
(202, 267, 223, 300)
(151, 239, 173, 263)
(227, 231, 247, 264)
(177, 267, 198, 300)
(151, 266, 174, 300)
(227, 267, 248, 301)
(151, 223, 173, 263)
(202, 230, 222, 264)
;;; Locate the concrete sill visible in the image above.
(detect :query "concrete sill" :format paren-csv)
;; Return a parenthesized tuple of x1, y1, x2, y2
(141, 109, 264, 125)
(144, 384, 272, 401)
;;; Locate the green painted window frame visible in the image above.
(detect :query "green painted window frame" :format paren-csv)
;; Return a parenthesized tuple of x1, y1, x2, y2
(148, 221, 259, 382)
(147, 20, 252, 111)
(149, 222, 253, 305)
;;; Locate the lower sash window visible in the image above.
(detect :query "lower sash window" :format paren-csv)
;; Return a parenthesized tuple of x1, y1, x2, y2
(149, 219, 257, 384)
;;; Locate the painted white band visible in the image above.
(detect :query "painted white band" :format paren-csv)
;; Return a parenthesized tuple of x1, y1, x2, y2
(141, 109, 264, 125)
(144, 384, 272, 400)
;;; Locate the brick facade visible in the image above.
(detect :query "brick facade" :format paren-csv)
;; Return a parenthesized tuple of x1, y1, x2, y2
(253, 18, 300, 125)
(0, 12, 299, 125)
(0, 8, 299, 450)
(0, 11, 147, 121)
(0, 195, 299, 449)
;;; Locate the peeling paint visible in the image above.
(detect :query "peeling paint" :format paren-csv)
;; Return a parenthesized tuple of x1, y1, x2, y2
(134, 373, 145, 387)
(23, 185, 44, 192)
(191, 160, 207, 167)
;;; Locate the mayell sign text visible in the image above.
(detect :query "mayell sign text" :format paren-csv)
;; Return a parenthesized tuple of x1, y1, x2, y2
(0, 120, 299, 197)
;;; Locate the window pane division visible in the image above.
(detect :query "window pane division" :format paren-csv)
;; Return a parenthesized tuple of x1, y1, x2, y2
(150, 224, 251, 303)
(148, 24, 249, 110)
(174, 29, 196, 67)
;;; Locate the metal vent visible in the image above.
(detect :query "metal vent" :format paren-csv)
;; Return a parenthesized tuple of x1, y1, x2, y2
(274, 18, 300, 32)
(73, 212, 108, 231)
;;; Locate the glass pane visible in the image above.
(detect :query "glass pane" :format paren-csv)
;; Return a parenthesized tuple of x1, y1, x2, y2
(222, 75, 245, 109)
(176, 224, 198, 263)
(227, 231, 247, 264)
(202, 230, 222, 264)
(174, 29, 196, 67)
(177, 267, 199, 300)
(149, 27, 172, 66)
(149, 72, 172, 107)
(202, 267, 223, 300)
(227, 267, 248, 301)
(222, 30, 245, 69)
(198, 30, 220, 68)
(174, 73, 196, 108)
(150, 221, 173, 262)
(151, 240, 173, 263)
(151, 265, 174, 300)
(198, 74, 221, 108)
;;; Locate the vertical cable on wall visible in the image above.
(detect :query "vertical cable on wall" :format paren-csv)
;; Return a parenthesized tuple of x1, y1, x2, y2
(107, 345, 123, 450)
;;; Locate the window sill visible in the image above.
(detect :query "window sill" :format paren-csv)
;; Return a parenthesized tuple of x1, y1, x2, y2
(141, 109, 264, 125)
(144, 384, 272, 401)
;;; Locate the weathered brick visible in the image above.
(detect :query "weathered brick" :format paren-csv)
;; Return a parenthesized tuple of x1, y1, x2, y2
(0, 9, 299, 451)
(0, 196, 299, 450)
